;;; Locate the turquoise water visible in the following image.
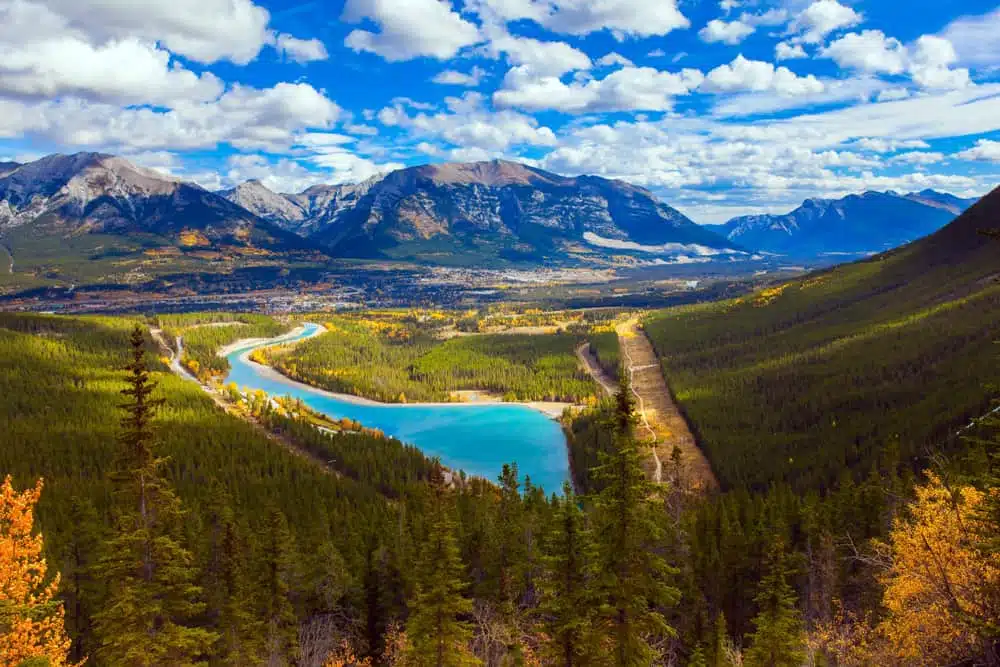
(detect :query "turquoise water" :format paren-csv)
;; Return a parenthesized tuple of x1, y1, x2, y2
(224, 323, 570, 493)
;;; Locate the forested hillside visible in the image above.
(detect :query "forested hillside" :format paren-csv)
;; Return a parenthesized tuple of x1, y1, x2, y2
(261, 314, 597, 403)
(645, 187, 1000, 492)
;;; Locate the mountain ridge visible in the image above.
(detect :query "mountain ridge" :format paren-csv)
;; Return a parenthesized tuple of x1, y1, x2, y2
(717, 189, 980, 257)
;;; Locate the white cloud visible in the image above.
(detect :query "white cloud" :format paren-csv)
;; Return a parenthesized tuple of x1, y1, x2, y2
(0, 82, 341, 153)
(887, 151, 945, 165)
(432, 67, 486, 86)
(743, 9, 789, 27)
(470, 0, 690, 39)
(775, 42, 807, 60)
(909, 36, 970, 90)
(822, 31, 907, 74)
(494, 65, 704, 113)
(957, 139, 1000, 163)
(647, 49, 667, 58)
(597, 52, 634, 68)
(788, 0, 862, 44)
(485, 29, 592, 76)
(377, 92, 557, 151)
(274, 34, 328, 63)
(699, 19, 755, 45)
(36, 0, 274, 65)
(702, 56, 824, 96)
(853, 138, 930, 153)
(0, 35, 222, 105)
(343, 0, 481, 61)
(940, 7, 1000, 68)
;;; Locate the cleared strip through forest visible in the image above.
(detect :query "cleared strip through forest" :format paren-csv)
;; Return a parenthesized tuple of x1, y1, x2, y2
(616, 317, 718, 492)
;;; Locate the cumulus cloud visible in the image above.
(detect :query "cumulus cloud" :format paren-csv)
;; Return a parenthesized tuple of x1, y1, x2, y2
(469, 0, 689, 39)
(0, 82, 341, 153)
(596, 52, 635, 68)
(788, 0, 862, 44)
(0, 35, 222, 105)
(822, 31, 907, 74)
(699, 19, 755, 45)
(909, 36, 970, 90)
(274, 34, 328, 63)
(494, 65, 704, 113)
(702, 56, 825, 96)
(36, 0, 274, 64)
(957, 139, 1000, 163)
(343, 0, 481, 61)
(484, 29, 592, 76)
(376, 92, 556, 151)
(940, 7, 1000, 68)
(821, 31, 969, 90)
(432, 67, 487, 86)
(775, 42, 807, 60)
(887, 151, 945, 165)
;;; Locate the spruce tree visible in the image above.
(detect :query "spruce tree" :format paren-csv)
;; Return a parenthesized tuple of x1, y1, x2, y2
(537, 483, 600, 666)
(61, 496, 102, 663)
(743, 540, 806, 667)
(214, 511, 262, 665)
(93, 325, 216, 665)
(592, 372, 680, 666)
(263, 508, 299, 666)
(405, 463, 479, 667)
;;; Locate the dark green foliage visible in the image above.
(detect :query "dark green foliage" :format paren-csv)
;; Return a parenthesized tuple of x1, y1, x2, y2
(563, 399, 616, 494)
(405, 465, 478, 667)
(587, 331, 620, 381)
(743, 541, 806, 667)
(263, 509, 299, 666)
(158, 313, 290, 378)
(265, 315, 596, 403)
(537, 483, 601, 666)
(644, 253, 1000, 492)
(60, 497, 102, 663)
(591, 373, 680, 665)
(93, 325, 218, 665)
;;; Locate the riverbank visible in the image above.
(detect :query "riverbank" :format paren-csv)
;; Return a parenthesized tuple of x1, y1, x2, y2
(221, 323, 578, 420)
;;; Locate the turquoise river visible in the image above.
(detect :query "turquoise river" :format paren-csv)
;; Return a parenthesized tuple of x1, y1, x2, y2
(223, 323, 571, 493)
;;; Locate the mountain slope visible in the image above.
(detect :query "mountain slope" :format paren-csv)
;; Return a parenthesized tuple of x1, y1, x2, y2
(311, 160, 740, 265)
(0, 153, 318, 290)
(645, 185, 1000, 491)
(719, 190, 977, 256)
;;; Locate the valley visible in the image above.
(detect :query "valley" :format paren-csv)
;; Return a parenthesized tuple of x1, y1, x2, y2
(1, 163, 998, 666)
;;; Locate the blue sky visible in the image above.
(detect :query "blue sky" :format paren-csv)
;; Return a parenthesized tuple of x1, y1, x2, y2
(1, 0, 999, 222)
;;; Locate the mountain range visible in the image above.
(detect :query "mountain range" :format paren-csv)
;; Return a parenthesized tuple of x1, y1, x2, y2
(220, 160, 742, 265)
(0, 151, 987, 291)
(717, 189, 979, 257)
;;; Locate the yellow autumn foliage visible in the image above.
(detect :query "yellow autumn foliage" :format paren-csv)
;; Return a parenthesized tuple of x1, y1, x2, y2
(0, 476, 76, 666)
(875, 472, 1000, 663)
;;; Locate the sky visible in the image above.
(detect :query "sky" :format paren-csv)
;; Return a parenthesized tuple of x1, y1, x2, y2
(1, 0, 999, 222)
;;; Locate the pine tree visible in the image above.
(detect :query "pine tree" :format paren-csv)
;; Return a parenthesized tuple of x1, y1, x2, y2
(61, 496, 102, 663)
(537, 483, 600, 666)
(406, 464, 479, 667)
(709, 613, 731, 667)
(0, 476, 74, 666)
(263, 508, 299, 666)
(592, 372, 680, 666)
(215, 511, 263, 665)
(495, 463, 525, 611)
(93, 325, 217, 665)
(743, 540, 806, 667)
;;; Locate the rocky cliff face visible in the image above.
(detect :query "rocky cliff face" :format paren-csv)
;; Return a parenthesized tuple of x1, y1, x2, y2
(312, 160, 738, 263)
(719, 190, 976, 257)
(0, 153, 301, 249)
(219, 175, 383, 236)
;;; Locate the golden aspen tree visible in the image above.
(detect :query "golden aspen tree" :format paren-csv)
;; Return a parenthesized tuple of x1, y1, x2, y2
(0, 476, 75, 666)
